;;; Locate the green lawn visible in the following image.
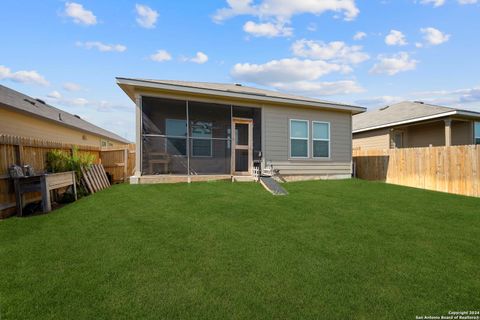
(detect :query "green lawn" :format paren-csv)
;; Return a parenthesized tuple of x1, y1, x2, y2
(1, 179, 479, 320)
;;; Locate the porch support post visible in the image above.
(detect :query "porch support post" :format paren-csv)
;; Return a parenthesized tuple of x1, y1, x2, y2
(230, 105, 234, 177)
(186, 100, 191, 183)
(134, 94, 142, 178)
(444, 118, 452, 147)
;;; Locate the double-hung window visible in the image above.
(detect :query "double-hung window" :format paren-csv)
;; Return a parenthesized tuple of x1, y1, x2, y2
(290, 120, 309, 158)
(191, 121, 212, 157)
(166, 119, 187, 156)
(475, 122, 480, 144)
(312, 122, 330, 158)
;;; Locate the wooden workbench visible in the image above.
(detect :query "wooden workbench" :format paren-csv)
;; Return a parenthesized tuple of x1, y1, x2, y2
(13, 171, 77, 216)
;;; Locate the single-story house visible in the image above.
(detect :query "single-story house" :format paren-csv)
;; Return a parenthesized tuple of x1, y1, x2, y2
(0, 84, 130, 147)
(353, 101, 480, 150)
(116, 78, 366, 183)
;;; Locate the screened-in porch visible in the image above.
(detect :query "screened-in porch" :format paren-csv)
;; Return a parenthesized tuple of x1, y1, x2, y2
(141, 96, 261, 177)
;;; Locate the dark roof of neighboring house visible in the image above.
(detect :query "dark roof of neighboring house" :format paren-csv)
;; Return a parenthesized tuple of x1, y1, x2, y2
(116, 77, 366, 115)
(353, 101, 480, 133)
(0, 84, 130, 144)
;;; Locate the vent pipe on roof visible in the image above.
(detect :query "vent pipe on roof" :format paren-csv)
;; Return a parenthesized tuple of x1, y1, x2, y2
(35, 98, 45, 104)
(234, 83, 242, 86)
(414, 101, 424, 104)
(74, 114, 81, 119)
(58, 113, 63, 121)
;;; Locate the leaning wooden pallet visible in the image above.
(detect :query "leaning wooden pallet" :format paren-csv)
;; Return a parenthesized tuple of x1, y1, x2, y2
(81, 164, 110, 194)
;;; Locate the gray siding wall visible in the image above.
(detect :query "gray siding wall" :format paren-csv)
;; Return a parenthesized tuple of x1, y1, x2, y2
(262, 104, 352, 176)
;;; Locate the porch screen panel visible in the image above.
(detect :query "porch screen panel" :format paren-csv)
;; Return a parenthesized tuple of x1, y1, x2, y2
(188, 101, 231, 174)
(141, 97, 188, 175)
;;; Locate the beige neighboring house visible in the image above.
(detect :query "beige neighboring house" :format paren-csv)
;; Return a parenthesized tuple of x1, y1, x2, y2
(353, 101, 480, 150)
(116, 78, 366, 183)
(0, 84, 130, 147)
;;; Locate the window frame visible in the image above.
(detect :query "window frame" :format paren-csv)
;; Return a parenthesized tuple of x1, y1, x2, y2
(312, 121, 331, 159)
(191, 121, 213, 158)
(475, 121, 480, 145)
(289, 119, 310, 159)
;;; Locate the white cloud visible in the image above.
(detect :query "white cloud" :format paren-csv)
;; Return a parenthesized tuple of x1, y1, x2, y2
(213, 0, 359, 23)
(458, 0, 478, 4)
(64, 2, 97, 25)
(71, 97, 89, 106)
(232, 58, 351, 84)
(231, 57, 363, 96)
(273, 80, 364, 96)
(420, 27, 450, 46)
(291, 39, 369, 64)
(355, 96, 404, 108)
(353, 31, 367, 40)
(135, 4, 159, 29)
(63, 82, 82, 92)
(76, 41, 127, 52)
(412, 86, 480, 109)
(47, 91, 62, 99)
(189, 52, 209, 64)
(420, 0, 445, 7)
(243, 21, 292, 37)
(0, 65, 49, 86)
(370, 52, 417, 75)
(385, 30, 407, 46)
(150, 50, 172, 62)
(44, 93, 132, 111)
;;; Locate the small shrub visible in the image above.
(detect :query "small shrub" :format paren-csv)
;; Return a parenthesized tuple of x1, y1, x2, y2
(46, 147, 96, 197)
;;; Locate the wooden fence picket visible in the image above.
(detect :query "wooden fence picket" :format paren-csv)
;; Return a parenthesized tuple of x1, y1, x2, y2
(353, 145, 480, 197)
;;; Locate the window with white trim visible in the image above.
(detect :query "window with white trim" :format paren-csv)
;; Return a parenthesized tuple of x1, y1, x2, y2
(191, 121, 212, 157)
(290, 120, 309, 158)
(475, 122, 480, 144)
(312, 121, 330, 158)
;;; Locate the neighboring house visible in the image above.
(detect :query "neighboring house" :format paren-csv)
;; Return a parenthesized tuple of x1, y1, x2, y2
(0, 84, 130, 147)
(116, 78, 366, 183)
(353, 101, 480, 150)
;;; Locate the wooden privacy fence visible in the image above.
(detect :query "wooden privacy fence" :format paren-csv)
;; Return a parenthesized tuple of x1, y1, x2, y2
(353, 145, 480, 197)
(0, 134, 135, 217)
(100, 144, 135, 182)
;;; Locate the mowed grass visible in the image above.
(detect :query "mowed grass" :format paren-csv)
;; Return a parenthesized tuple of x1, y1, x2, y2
(0, 179, 479, 319)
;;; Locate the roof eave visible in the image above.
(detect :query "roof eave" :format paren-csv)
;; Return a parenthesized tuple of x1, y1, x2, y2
(116, 77, 367, 114)
(353, 110, 480, 133)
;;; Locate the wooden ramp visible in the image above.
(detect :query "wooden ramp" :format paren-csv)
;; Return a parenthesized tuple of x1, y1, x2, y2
(259, 177, 288, 196)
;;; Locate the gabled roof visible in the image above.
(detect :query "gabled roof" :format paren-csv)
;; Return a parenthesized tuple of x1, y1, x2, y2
(116, 77, 366, 115)
(0, 84, 130, 144)
(353, 101, 480, 133)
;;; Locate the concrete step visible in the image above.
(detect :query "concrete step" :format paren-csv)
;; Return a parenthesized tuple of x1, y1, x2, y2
(232, 176, 256, 182)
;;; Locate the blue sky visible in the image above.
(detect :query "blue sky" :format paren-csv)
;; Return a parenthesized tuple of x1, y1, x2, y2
(1, 0, 480, 141)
